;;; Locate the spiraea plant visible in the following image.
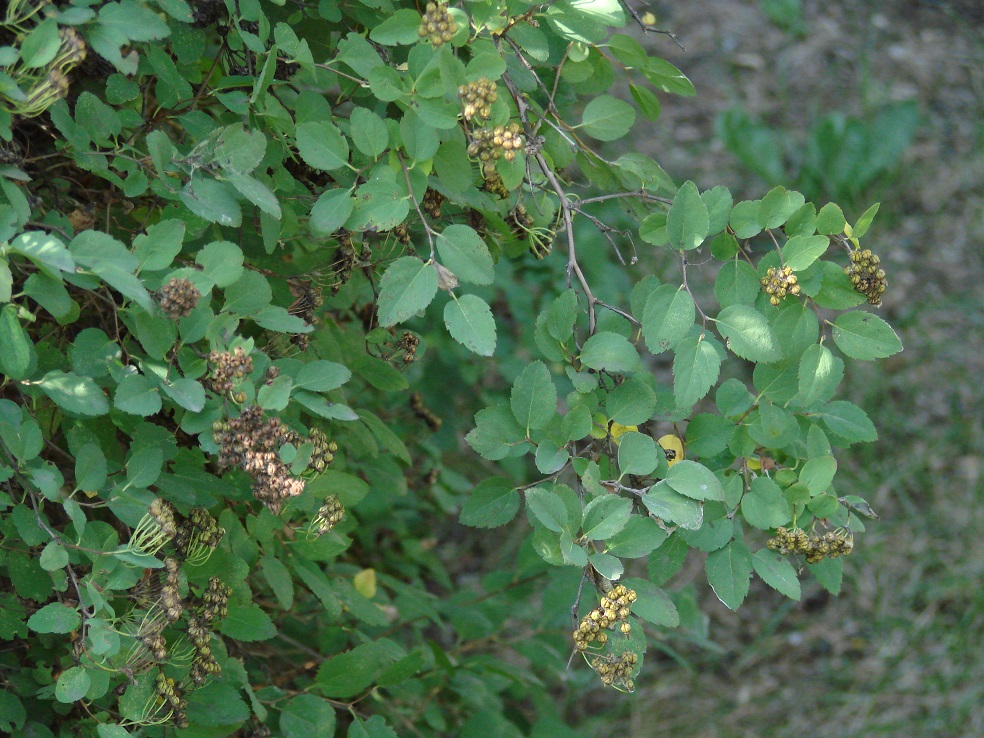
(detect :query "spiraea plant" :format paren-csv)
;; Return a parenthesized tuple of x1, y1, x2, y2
(0, 0, 900, 735)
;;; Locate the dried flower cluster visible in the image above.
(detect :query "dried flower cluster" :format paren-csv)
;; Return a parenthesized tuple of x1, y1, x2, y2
(158, 277, 201, 319)
(767, 526, 854, 564)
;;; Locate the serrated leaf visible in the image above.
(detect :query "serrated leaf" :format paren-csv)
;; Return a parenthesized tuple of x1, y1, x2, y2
(579, 95, 635, 141)
(781, 234, 830, 271)
(582, 495, 633, 540)
(525, 487, 569, 533)
(797, 343, 843, 406)
(741, 476, 791, 529)
(623, 578, 680, 627)
(465, 405, 528, 460)
(819, 400, 877, 443)
(617, 432, 660, 477)
(642, 285, 695, 354)
(219, 602, 276, 642)
(349, 108, 389, 158)
(280, 694, 336, 738)
(816, 202, 846, 235)
(705, 540, 753, 610)
(296, 121, 350, 171)
(666, 180, 709, 250)
(642, 483, 704, 530)
(799, 456, 837, 495)
(665, 460, 724, 501)
(510, 361, 556, 432)
(436, 225, 494, 285)
(673, 335, 721, 408)
(831, 311, 903, 360)
(605, 515, 667, 558)
(38, 371, 109, 416)
(376, 257, 439, 327)
(310, 189, 356, 236)
(752, 550, 801, 600)
(444, 295, 496, 356)
(579, 331, 641, 372)
(715, 305, 782, 362)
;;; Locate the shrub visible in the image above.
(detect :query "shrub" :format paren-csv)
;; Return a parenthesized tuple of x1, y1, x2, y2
(0, 1, 901, 735)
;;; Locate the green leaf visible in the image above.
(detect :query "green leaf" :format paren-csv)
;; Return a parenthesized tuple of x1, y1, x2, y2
(579, 95, 635, 141)
(28, 602, 80, 633)
(714, 305, 782, 362)
(350, 108, 389, 158)
(799, 456, 837, 495)
(369, 9, 423, 45)
(459, 477, 519, 528)
(716, 378, 754, 417)
(685, 413, 734, 457)
(617, 432, 660, 477)
(347, 180, 410, 232)
(781, 234, 830, 271)
(39, 371, 109, 416)
(642, 483, 704, 530)
(605, 375, 658, 425)
(436, 225, 494, 285)
(582, 495, 632, 540)
(587, 551, 623, 579)
(622, 578, 680, 627)
(9, 231, 75, 275)
(705, 539, 753, 610)
(114, 374, 162, 416)
(831, 311, 903, 360)
(280, 694, 337, 738)
(376, 257, 439, 327)
(756, 186, 800, 229)
(0, 305, 34, 380)
(605, 515, 667, 558)
(260, 555, 294, 610)
(511, 361, 556, 433)
(219, 602, 277, 642)
(296, 121, 350, 171)
(797, 343, 843, 406)
(808, 556, 843, 595)
(526, 487, 569, 533)
(294, 361, 351, 392)
(55, 666, 91, 704)
(714, 260, 760, 307)
(162, 377, 205, 412)
(648, 534, 688, 585)
(466, 405, 528, 460)
(444, 294, 496, 356)
(223, 269, 272, 315)
(310, 189, 356, 236)
(673, 335, 721, 408)
(665, 460, 724, 501)
(180, 177, 242, 227)
(226, 173, 282, 218)
(852, 202, 880, 238)
(729, 199, 763, 239)
(816, 202, 846, 235)
(39, 541, 69, 572)
(629, 82, 661, 121)
(666, 181, 709, 250)
(579, 331, 641, 372)
(642, 285, 695, 354)
(752, 549, 801, 600)
(196, 241, 244, 288)
(740, 476, 791, 530)
(819, 401, 877, 443)
(702, 186, 733, 234)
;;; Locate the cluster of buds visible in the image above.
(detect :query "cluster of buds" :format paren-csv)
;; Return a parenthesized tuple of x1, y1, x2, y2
(418, 3, 457, 46)
(287, 278, 323, 324)
(1, 22, 87, 119)
(390, 223, 412, 245)
(410, 391, 442, 431)
(572, 584, 637, 651)
(396, 331, 420, 364)
(186, 614, 222, 686)
(129, 498, 179, 556)
(206, 346, 253, 396)
(312, 495, 345, 536)
(151, 673, 188, 728)
(213, 406, 306, 514)
(158, 277, 201, 319)
(767, 526, 854, 564)
(467, 124, 524, 174)
(172, 507, 224, 566)
(422, 188, 445, 219)
(459, 78, 498, 122)
(161, 558, 184, 623)
(590, 651, 639, 691)
(309, 428, 338, 473)
(198, 577, 232, 622)
(760, 265, 801, 306)
(844, 248, 887, 305)
(481, 170, 509, 199)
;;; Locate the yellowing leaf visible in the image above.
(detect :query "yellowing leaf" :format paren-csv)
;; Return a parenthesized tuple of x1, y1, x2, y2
(610, 422, 637, 443)
(353, 568, 376, 599)
(657, 434, 684, 466)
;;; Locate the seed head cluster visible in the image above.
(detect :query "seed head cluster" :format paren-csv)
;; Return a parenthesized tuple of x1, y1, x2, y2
(314, 495, 345, 535)
(844, 248, 887, 305)
(173, 507, 224, 563)
(423, 188, 445, 219)
(573, 584, 637, 651)
(591, 650, 639, 691)
(760, 265, 801, 306)
(213, 406, 306, 514)
(482, 170, 509, 199)
(206, 346, 253, 396)
(309, 428, 338, 473)
(467, 123, 524, 174)
(767, 526, 854, 564)
(158, 277, 201, 319)
(154, 673, 189, 728)
(418, 3, 457, 46)
(459, 78, 498, 122)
